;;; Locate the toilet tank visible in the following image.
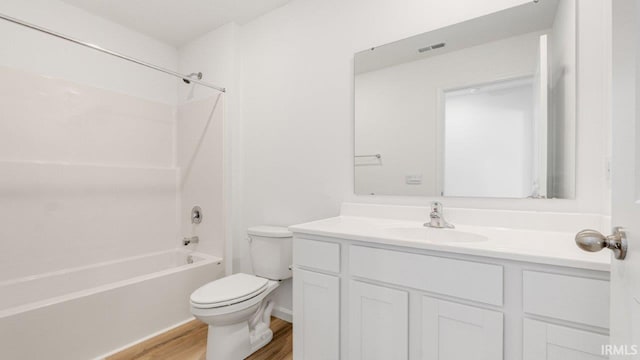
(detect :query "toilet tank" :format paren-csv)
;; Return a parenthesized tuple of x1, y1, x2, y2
(248, 225, 293, 280)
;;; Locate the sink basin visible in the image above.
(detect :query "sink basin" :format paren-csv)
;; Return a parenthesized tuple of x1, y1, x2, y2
(384, 227, 488, 243)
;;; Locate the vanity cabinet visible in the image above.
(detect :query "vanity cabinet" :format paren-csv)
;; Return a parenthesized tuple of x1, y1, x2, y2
(348, 281, 409, 360)
(292, 268, 340, 360)
(292, 238, 341, 360)
(292, 235, 609, 360)
(523, 319, 607, 360)
(420, 296, 503, 360)
(522, 271, 609, 328)
(521, 271, 610, 360)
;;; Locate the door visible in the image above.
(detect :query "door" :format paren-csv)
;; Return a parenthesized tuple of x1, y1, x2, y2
(611, 0, 640, 356)
(576, 2, 640, 354)
(348, 280, 409, 360)
(421, 296, 503, 360)
(292, 268, 340, 360)
(576, 0, 640, 357)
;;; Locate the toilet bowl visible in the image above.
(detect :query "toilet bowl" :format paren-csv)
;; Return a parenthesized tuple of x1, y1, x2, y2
(190, 226, 292, 360)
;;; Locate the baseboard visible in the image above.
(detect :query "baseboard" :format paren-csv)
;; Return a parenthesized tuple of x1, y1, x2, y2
(272, 306, 292, 323)
(96, 307, 291, 359)
(93, 316, 197, 359)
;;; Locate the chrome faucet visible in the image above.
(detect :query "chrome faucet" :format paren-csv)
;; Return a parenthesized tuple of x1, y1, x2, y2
(424, 201, 454, 229)
(183, 236, 199, 246)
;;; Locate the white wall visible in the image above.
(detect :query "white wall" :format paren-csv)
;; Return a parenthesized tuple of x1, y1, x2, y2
(177, 23, 240, 274)
(354, 32, 539, 196)
(233, 0, 610, 315)
(0, 0, 178, 104)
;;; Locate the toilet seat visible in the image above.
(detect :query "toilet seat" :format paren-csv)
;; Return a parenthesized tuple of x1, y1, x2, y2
(191, 273, 269, 309)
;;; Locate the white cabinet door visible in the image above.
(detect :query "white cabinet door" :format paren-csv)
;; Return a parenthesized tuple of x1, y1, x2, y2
(293, 268, 340, 360)
(349, 280, 409, 360)
(523, 319, 608, 360)
(421, 296, 503, 360)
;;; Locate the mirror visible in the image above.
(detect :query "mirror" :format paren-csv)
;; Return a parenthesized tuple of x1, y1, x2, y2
(354, 0, 575, 199)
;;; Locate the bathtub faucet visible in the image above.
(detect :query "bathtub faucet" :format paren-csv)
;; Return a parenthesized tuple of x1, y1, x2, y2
(183, 236, 199, 246)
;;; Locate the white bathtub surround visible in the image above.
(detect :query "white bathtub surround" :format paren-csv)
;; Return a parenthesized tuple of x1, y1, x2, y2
(290, 203, 610, 360)
(0, 2, 231, 359)
(0, 49, 227, 360)
(0, 161, 179, 282)
(177, 94, 226, 255)
(0, 66, 175, 167)
(0, 66, 179, 281)
(0, 249, 223, 360)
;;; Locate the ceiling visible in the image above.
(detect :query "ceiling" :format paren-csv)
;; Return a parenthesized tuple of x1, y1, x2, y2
(60, 0, 292, 46)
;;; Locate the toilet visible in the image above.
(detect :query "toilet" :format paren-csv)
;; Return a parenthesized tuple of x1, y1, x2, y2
(190, 225, 292, 360)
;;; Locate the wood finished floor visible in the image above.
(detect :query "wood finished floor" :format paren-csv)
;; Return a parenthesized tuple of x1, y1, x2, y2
(107, 317, 292, 360)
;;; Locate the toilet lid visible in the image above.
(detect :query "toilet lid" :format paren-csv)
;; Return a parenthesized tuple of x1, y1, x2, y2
(190, 273, 269, 307)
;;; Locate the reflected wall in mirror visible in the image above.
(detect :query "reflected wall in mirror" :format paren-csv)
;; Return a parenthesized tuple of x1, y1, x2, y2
(354, 0, 576, 199)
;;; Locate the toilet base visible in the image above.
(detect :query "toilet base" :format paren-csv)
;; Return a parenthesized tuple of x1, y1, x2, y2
(205, 321, 275, 360)
(249, 322, 274, 354)
(204, 300, 276, 360)
(206, 322, 250, 360)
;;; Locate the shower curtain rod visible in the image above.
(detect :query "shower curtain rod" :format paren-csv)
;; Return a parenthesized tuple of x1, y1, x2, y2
(0, 13, 226, 93)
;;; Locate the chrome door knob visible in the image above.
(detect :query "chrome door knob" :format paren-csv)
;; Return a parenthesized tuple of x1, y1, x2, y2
(575, 227, 627, 260)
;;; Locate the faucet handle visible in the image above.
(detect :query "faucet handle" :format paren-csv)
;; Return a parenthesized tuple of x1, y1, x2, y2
(183, 236, 199, 246)
(425, 201, 455, 229)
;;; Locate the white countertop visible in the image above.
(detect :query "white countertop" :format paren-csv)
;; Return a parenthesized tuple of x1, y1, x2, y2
(289, 216, 611, 272)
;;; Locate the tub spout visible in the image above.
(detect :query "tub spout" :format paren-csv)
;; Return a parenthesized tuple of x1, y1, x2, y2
(183, 236, 199, 246)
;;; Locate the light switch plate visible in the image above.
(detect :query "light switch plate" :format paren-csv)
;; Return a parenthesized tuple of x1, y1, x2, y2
(405, 175, 422, 185)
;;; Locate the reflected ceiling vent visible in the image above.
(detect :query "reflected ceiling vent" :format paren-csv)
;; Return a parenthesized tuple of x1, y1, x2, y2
(418, 42, 446, 53)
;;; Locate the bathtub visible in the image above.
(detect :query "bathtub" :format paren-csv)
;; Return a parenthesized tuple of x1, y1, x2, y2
(0, 249, 224, 360)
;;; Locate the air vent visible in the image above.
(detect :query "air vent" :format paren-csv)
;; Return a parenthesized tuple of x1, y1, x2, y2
(418, 42, 446, 53)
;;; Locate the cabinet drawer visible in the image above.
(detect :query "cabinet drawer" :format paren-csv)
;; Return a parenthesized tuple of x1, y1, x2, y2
(294, 238, 340, 273)
(523, 271, 609, 328)
(349, 245, 503, 306)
